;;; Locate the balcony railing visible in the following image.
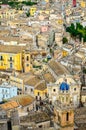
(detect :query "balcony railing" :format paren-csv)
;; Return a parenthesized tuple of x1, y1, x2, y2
(0, 59, 4, 61)
(8, 59, 14, 62)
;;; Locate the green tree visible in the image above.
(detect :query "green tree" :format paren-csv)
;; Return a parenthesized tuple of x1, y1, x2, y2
(2, 0, 8, 4)
(62, 37, 68, 44)
(66, 22, 86, 42)
(66, 23, 77, 37)
(22, 1, 37, 6)
(26, 11, 30, 17)
(76, 22, 83, 30)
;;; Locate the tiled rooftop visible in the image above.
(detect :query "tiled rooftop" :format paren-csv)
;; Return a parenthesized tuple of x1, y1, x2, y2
(43, 72, 56, 83)
(10, 95, 35, 107)
(0, 101, 19, 110)
(0, 45, 26, 53)
(35, 81, 47, 91)
(20, 111, 50, 124)
(25, 76, 41, 87)
(48, 60, 70, 76)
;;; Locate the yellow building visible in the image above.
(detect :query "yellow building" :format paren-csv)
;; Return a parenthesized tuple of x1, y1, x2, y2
(54, 49, 68, 59)
(40, 10, 50, 15)
(54, 106, 74, 128)
(81, 1, 86, 8)
(34, 81, 47, 100)
(30, 7, 37, 16)
(0, 46, 23, 71)
(23, 50, 32, 73)
(56, 19, 63, 25)
(62, 50, 68, 57)
(0, 45, 31, 72)
(0, 9, 16, 19)
(45, 0, 49, 2)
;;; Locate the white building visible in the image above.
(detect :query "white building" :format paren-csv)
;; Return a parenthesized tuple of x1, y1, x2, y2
(0, 82, 17, 102)
(47, 75, 81, 107)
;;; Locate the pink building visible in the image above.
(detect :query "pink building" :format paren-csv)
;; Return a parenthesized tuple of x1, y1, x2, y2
(41, 26, 48, 32)
(73, 0, 76, 7)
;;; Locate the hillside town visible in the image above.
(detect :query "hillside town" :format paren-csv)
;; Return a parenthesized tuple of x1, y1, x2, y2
(0, 0, 86, 130)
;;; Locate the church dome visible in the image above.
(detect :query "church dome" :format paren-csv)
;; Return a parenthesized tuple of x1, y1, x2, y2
(60, 82, 69, 91)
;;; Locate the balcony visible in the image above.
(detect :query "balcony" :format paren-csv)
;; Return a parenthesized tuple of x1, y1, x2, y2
(0, 59, 4, 61)
(8, 59, 14, 62)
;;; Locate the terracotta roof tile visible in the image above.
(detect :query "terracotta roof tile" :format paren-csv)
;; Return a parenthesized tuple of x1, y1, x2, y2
(0, 101, 19, 110)
(11, 95, 35, 107)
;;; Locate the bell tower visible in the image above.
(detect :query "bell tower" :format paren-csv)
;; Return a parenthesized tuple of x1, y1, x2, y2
(54, 80, 74, 130)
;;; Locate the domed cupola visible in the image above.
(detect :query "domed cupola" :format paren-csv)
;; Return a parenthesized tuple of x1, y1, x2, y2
(60, 79, 69, 91)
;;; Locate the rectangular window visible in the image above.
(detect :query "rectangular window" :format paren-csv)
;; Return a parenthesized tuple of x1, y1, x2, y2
(2, 89, 4, 93)
(26, 56, 29, 61)
(3, 95, 5, 99)
(39, 125, 42, 128)
(0, 56, 3, 60)
(31, 88, 33, 92)
(27, 64, 29, 67)
(10, 57, 12, 61)
(25, 87, 27, 91)
(10, 63, 13, 68)
(38, 92, 40, 96)
(66, 112, 69, 121)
